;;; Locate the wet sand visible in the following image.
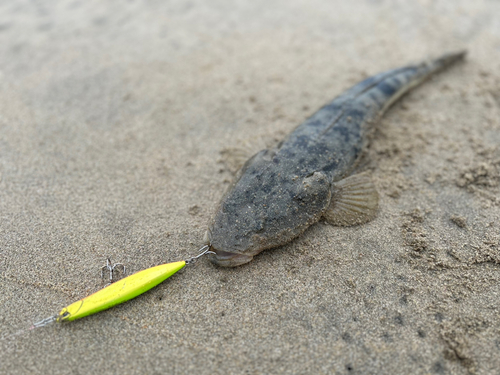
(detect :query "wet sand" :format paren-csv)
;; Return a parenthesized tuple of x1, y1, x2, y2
(1, 1, 499, 374)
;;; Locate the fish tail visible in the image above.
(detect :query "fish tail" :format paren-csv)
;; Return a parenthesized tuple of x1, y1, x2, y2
(425, 50, 467, 73)
(376, 50, 467, 114)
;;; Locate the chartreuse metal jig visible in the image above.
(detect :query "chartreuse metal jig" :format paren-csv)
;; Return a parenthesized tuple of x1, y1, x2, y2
(31, 245, 213, 329)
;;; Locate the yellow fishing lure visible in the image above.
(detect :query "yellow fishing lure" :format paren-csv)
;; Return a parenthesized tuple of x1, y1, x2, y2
(31, 246, 212, 328)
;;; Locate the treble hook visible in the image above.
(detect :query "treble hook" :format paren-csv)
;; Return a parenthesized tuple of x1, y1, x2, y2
(185, 245, 215, 264)
(30, 314, 58, 329)
(101, 258, 126, 282)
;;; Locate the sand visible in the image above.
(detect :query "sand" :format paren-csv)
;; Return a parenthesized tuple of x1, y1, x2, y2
(1, 1, 500, 374)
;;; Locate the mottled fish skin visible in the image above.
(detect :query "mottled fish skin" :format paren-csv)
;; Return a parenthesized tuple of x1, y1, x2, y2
(206, 52, 466, 267)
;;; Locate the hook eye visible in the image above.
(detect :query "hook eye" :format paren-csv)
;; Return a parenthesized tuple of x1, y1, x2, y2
(57, 310, 71, 322)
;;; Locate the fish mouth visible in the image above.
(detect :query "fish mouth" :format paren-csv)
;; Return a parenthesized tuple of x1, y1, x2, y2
(208, 248, 254, 267)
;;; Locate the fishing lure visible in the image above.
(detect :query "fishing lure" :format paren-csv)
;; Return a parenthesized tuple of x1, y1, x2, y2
(31, 246, 213, 328)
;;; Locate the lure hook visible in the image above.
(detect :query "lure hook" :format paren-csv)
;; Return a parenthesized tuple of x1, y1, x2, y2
(30, 314, 58, 329)
(100, 258, 126, 282)
(185, 245, 215, 264)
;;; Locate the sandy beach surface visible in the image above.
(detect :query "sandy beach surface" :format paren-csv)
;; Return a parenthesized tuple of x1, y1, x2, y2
(1, 1, 500, 374)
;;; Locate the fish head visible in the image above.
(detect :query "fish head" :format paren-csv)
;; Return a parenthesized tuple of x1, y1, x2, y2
(205, 155, 331, 267)
(204, 193, 267, 267)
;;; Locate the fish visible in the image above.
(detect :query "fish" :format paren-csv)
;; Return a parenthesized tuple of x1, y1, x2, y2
(30, 52, 467, 327)
(205, 51, 466, 267)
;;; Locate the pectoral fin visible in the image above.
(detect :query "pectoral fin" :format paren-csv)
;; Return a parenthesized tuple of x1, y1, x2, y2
(324, 172, 379, 226)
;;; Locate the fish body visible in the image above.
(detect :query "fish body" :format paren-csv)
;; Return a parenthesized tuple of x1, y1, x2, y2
(206, 52, 466, 267)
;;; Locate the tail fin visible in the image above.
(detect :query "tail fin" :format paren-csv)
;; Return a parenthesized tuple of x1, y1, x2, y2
(427, 51, 467, 73)
(376, 50, 467, 114)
